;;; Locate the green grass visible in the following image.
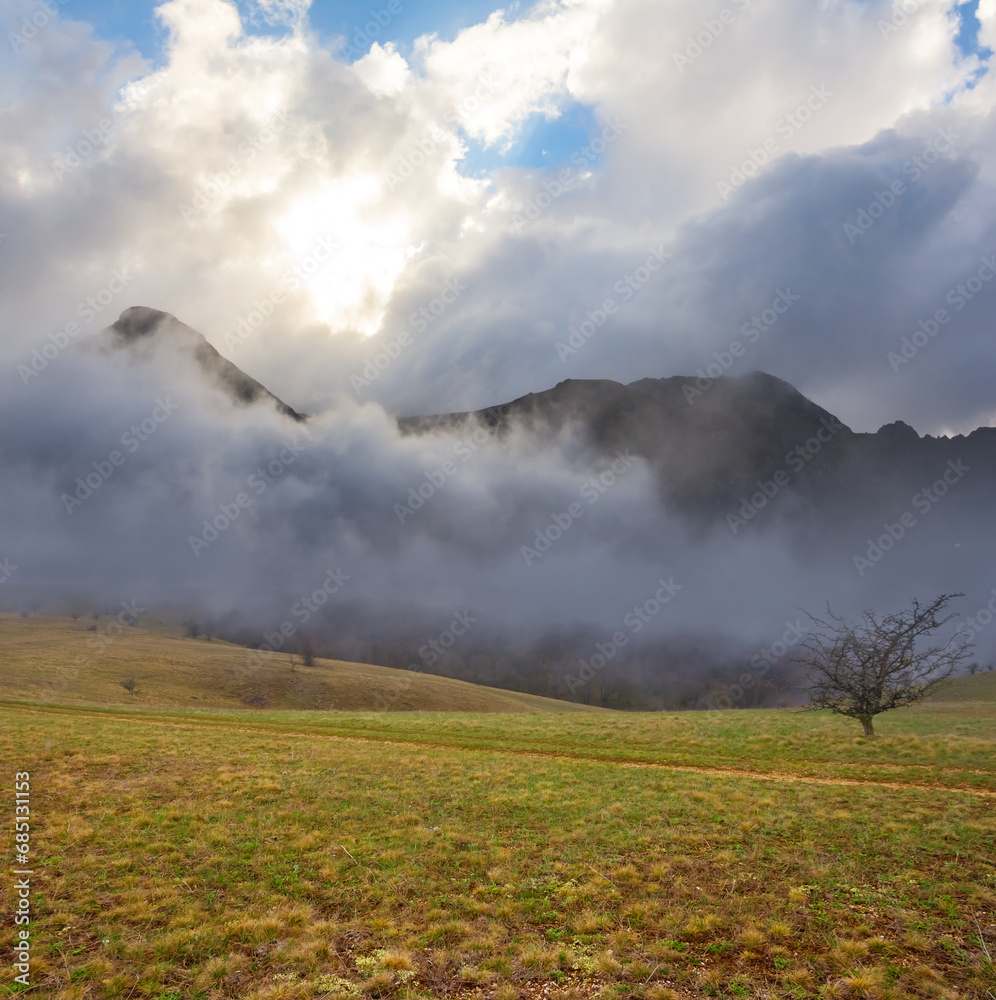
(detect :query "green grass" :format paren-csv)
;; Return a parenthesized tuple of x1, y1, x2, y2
(6, 682, 991, 794)
(2, 698, 995, 999)
(2, 617, 994, 998)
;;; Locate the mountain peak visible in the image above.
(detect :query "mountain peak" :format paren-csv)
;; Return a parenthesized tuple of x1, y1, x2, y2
(110, 306, 173, 341)
(875, 419, 919, 444)
(107, 307, 306, 423)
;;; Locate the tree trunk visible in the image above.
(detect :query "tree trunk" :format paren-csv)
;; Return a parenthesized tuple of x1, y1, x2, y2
(859, 715, 875, 736)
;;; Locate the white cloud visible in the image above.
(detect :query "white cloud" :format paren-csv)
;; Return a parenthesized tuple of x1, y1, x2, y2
(0, 0, 993, 435)
(250, 0, 313, 30)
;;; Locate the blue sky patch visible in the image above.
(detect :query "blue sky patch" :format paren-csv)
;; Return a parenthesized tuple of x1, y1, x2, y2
(458, 102, 600, 176)
(54, 0, 513, 65)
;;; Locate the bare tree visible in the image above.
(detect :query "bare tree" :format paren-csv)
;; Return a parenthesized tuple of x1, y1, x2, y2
(120, 677, 137, 695)
(796, 594, 972, 736)
(298, 635, 316, 668)
(183, 619, 200, 639)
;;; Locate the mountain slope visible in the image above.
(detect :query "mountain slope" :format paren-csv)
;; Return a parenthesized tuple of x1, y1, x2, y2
(107, 306, 306, 422)
(400, 372, 995, 530)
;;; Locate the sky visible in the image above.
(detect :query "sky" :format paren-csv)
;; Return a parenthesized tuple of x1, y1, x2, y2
(2, 0, 996, 676)
(3, 0, 996, 431)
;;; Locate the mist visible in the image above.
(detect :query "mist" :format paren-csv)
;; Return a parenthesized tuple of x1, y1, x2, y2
(2, 0, 996, 707)
(2, 312, 992, 708)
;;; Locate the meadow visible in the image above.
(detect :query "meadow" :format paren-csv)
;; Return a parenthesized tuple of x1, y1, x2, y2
(1, 618, 995, 999)
(0, 614, 601, 714)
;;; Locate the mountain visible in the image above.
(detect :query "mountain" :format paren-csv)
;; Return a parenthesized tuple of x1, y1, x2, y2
(75, 311, 994, 709)
(400, 372, 994, 535)
(103, 306, 992, 536)
(107, 307, 306, 422)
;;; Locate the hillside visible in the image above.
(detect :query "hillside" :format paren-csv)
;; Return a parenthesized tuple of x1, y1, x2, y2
(922, 667, 996, 703)
(0, 613, 606, 713)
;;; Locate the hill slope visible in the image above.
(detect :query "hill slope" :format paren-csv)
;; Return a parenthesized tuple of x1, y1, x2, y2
(923, 667, 996, 703)
(0, 613, 606, 713)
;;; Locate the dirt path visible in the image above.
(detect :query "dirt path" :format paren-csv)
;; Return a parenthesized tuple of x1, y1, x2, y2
(5, 700, 995, 799)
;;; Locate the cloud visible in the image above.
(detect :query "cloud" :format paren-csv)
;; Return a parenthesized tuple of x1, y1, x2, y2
(1, 0, 995, 693)
(2, 0, 992, 429)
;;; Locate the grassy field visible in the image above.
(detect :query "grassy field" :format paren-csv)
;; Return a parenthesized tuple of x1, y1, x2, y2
(2, 616, 995, 998)
(0, 614, 602, 714)
(3, 688, 995, 1000)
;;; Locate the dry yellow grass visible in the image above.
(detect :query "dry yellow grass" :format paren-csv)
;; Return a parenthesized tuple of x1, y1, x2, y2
(4, 702, 994, 999)
(2, 615, 995, 999)
(0, 613, 606, 713)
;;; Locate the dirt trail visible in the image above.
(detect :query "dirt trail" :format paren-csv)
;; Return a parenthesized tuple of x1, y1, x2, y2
(4, 700, 995, 799)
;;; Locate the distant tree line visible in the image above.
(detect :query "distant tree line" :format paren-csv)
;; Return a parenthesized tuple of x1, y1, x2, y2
(219, 612, 801, 711)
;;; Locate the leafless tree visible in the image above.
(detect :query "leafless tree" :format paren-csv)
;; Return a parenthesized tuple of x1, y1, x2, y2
(183, 619, 200, 639)
(298, 635, 316, 668)
(796, 594, 972, 736)
(120, 677, 137, 695)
